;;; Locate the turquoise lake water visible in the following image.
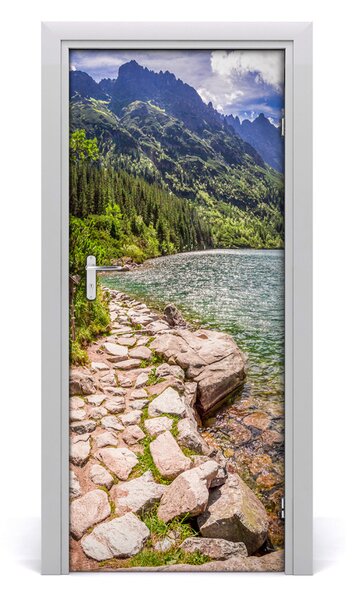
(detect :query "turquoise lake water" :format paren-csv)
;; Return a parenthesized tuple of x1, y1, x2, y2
(102, 248, 285, 404)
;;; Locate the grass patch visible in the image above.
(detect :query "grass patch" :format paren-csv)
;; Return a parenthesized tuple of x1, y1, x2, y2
(121, 548, 210, 568)
(143, 506, 197, 545)
(130, 437, 171, 485)
(146, 367, 165, 386)
(151, 351, 163, 366)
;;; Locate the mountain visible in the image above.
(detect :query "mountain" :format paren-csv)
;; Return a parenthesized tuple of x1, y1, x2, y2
(225, 113, 284, 172)
(69, 70, 108, 101)
(69, 60, 284, 252)
(98, 77, 116, 96)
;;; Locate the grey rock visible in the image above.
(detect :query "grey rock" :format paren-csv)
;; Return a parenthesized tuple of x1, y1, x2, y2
(70, 439, 91, 466)
(180, 537, 247, 560)
(164, 304, 186, 327)
(135, 372, 149, 388)
(70, 470, 81, 498)
(177, 418, 210, 454)
(91, 362, 110, 371)
(148, 387, 186, 418)
(114, 359, 141, 370)
(70, 396, 85, 410)
(130, 388, 148, 400)
(110, 471, 166, 516)
(87, 394, 107, 406)
(88, 406, 108, 420)
(120, 410, 142, 426)
(70, 490, 111, 540)
(103, 342, 128, 360)
(95, 431, 118, 448)
(96, 447, 138, 480)
(144, 416, 173, 437)
(150, 431, 191, 480)
(157, 461, 218, 522)
(129, 346, 152, 361)
(122, 425, 146, 445)
(104, 398, 125, 414)
(69, 408, 87, 422)
(70, 370, 96, 396)
(156, 363, 185, 381)
(89, 464, 113, 489)
(101, 416, 124, 432)
(151, 329, 246, 414)
(70, 420, 96, 435)
(81, 513, 150, 561)
(197, 474, 269, 554)
(191, 455, 227, 488)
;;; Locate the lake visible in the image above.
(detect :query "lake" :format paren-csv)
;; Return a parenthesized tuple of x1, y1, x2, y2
(102, 249, 285, 546)
(102, 248, 285, 405)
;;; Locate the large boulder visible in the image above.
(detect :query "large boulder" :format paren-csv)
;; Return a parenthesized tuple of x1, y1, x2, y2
(150, 329, 246, 413)
(157, 461, 218, 522)
(150, 431, 191, 480)
(180, 537, 248, 560)
(177, 418, 210, 454)
(110, 471, 166, 516)
(197, 474, 269, 554)
(70, 490, 111, 540)
(81, 513, 150, 561)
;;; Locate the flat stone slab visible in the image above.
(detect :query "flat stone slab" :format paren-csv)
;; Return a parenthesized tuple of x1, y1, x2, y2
(135, 372, 149, 388)
(89, 464, 113, 489)
(144, 416, 173, 437)
(70, 396, 85, 410)
(87, 394, 107, 406)
(101, 416, 124, 432)
(114, 359, 142, 370)
(70, 471, 81, 498)
(70, 490, 111, 540)
(70, 439, 91, 466)
(103, 343, 128, 359)
(110, 471, 166, 516)
(95, 431, 118, 448)
(70, 370, 96, 396)
(70, 408, 87, 422)
(150, 431, 191, 480)
(129, 346, 152, 361)
(81, 512, 150, 561)
(180, 537, 248, 560)
(197, 474, 269, 555)
(114, 337, 137, 347)
(130, 388, 148, 400)
(148, 387, 186, 418)
(104, 398, 125, 414)
(157, 461, 218, 522)
(122, 425, 145, 445)
(120, 410, 142, 426)
(96, 447, 138, 480)
(70, 420, 96, 435)
(88, 406, 108, 420)
(91, 362, 110, 371)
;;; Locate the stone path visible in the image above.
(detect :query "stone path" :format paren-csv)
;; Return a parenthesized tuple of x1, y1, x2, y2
(69, 289, 283, 572)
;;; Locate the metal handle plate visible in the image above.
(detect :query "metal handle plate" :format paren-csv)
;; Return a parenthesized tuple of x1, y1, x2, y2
(85, 255, 124, 300)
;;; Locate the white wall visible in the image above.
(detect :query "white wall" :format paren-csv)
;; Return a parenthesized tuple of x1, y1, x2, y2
(0, 1, 355, 596)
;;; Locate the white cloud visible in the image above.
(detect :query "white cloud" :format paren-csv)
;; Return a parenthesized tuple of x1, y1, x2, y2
(70, 65, 76, 71)
(211, 50, 284, 91)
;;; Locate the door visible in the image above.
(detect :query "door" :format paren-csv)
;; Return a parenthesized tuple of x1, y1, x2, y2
(67, 47, 286, 572)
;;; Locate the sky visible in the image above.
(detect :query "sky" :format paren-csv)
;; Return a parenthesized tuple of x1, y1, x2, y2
(69, 49, 284, 125)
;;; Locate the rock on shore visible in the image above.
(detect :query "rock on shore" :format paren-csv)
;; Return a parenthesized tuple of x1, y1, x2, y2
(69, 290, 277, 573)
(150, 328, 246, 413)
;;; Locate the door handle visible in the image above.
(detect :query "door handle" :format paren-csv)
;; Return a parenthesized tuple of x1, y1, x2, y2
(85, 255, 125, 300)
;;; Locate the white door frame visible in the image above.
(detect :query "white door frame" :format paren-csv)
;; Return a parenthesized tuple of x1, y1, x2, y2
(41, 21, 313, 575)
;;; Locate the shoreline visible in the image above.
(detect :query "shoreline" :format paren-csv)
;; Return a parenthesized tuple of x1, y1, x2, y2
(69, 289, 284, 572)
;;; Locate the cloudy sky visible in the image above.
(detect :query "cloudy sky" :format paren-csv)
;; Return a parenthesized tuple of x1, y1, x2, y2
(70, 49, 284, 125)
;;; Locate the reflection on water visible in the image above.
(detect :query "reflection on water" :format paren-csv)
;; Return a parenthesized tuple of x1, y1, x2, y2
(103, 249, 285, 548)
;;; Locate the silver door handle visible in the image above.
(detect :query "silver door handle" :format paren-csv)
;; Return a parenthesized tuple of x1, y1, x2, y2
(86, 255, 125, 300)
